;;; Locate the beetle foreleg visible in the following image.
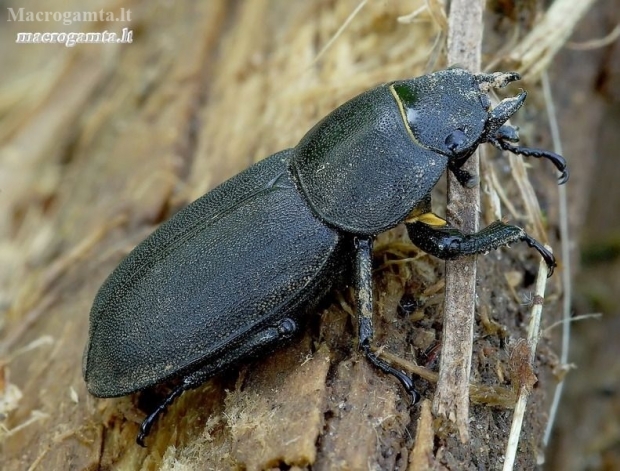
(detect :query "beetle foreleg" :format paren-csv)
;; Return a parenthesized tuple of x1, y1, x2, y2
(447, 161, 479, 188)
(406, 219, 556, 276)
(354, 237, 420, 402)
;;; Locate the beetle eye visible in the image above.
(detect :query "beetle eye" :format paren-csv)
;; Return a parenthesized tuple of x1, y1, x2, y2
(445, 129, 467, 153)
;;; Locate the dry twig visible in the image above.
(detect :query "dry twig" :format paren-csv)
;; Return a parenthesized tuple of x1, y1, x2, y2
(503, 255, 550, 470)
(434, 0, 484, 443)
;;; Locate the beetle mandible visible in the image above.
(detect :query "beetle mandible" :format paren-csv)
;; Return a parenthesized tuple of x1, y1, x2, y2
(83, 68, 568, 446)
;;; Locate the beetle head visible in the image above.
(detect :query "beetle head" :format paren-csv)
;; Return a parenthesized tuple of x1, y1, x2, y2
(391, 68, 524, 164)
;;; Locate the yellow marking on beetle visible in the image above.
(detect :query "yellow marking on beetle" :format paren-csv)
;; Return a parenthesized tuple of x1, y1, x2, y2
(389, 84, 420, 145)
(406, 212, 447, 226)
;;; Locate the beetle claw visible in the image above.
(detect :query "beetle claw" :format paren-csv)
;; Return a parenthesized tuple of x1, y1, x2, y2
(137, 428, 148, 448)
(522, 235, 556, 277)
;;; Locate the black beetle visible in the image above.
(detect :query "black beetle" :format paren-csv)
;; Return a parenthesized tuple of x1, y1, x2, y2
(83, 68, 567, 446)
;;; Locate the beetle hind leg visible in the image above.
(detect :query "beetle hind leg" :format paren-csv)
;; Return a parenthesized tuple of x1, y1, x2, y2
(406, 218, 556, 276)
(136, 317, 300, 446)
(137, 385, 185, 446)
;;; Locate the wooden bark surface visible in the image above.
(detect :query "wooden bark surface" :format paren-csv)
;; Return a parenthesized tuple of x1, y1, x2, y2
(0, 1, 610, 470)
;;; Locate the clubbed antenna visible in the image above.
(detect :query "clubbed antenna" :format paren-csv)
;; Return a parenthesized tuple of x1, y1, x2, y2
(488, 136, 569, 184)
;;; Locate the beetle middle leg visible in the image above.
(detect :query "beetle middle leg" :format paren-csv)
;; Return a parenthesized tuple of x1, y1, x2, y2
(355, 237, 419, 402)
(405, 215, 556, 276)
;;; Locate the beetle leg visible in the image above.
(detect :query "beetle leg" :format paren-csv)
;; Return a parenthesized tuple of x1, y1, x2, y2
(137, 385, 185, 446)
(447, 161, 479, 188)
(136, 317, 300, 446)
(354, 237, 420, 403)
(405, 219, 556, 277)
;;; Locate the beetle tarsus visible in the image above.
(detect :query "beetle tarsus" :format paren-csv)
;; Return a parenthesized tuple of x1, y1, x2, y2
(362, 344, 420, 403)
(136, 385, 185, 446)
(522, 234, 556, 277)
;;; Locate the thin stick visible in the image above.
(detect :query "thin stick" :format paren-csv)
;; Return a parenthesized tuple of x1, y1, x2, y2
(540, 71, 573, 453)
(544, 313, 602, 334)
(311, 0, 368, 65)
(503, 255, 549, 471)
(567, 23, 620, 50)
(433, 0, 484, 443)
(509, 0, 598, 79)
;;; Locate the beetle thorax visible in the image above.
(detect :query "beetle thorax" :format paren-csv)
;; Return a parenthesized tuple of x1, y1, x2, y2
(290, 84, 447, 236)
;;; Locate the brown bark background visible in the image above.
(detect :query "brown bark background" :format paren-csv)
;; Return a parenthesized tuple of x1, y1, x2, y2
(0, 0, 618, 469)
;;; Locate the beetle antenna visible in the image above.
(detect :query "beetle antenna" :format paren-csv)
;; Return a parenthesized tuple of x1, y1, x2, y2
(488, 136, 569, 184)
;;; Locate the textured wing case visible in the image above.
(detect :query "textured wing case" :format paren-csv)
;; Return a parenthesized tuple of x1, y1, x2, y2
(84, 151, 343, 396)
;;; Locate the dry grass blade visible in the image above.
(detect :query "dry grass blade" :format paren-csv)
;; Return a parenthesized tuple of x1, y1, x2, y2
(311, 0, 368, 65)
(509, 0, 598, 79)
(540, 70, 573, 457)
(503, 254, 549, 471)
(566, 23, 620, 50)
